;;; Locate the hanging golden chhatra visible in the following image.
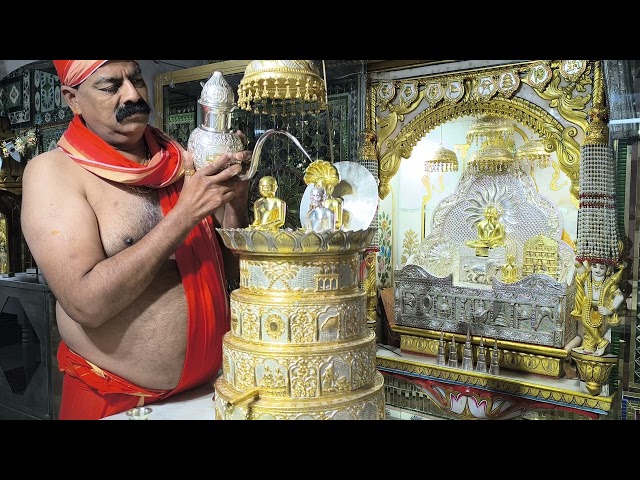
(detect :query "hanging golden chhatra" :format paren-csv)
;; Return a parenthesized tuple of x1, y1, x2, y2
(514, 139, 552, 169)
(425, 145, 459, 172)
(466, 115, 515, 150)
(424, 125, 459, 173)
(465, 116, 517, 174)
(466, 145, 516, 174)
(237, 60, 328, 115)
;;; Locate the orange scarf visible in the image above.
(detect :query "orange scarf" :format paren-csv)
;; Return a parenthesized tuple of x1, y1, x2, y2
(57, 115, 229, 397)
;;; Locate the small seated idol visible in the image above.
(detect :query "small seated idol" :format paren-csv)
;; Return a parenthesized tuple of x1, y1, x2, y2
(466, 205, 506, 257)
(500, 253, 519, 283)
(249, 176, 286, 231)
(305, 185, 335, 233)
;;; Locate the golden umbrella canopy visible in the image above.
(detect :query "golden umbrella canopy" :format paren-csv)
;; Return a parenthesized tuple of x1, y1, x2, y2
(237, 60, 328, 115)
(514, 139, 552, 168)
(466, 115, 515, 150)
(424, 124, 459, 173)
(424, 145, 459, 173)
(467, 145, 515, 174)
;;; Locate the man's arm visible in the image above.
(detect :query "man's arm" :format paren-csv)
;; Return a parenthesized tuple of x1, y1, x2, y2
(217, 131, 251, 230)
(217, 151, 251, 290)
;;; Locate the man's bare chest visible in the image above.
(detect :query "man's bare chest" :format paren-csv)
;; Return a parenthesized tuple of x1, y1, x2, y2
(90, 185, 164, 258)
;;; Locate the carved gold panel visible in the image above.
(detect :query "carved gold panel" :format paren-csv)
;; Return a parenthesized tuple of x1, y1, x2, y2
(370, 60, 595, 203)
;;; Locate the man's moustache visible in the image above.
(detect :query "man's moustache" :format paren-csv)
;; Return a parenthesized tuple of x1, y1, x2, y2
(116, 102, 151, 123)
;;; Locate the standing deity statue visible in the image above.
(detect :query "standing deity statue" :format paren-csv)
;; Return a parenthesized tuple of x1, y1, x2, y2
(249, 176, 286, 231)
(303, 160, 344, 231)
(305, 186, 335, 233)
(571, 261, 625, 356)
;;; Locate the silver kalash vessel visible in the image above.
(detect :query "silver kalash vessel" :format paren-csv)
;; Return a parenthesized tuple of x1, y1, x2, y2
(187, 71, 244, 170)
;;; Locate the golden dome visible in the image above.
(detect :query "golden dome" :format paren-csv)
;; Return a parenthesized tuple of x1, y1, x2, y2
(237, 60, 327, 115)
(466, 115, 515, 150)
(515, 139, 552, 168)
(467, 145, 516, 174)
(424, 145, 459, 172)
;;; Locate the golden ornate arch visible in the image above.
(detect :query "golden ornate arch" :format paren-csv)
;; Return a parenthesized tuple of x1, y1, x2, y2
(370, 60, 594, 203)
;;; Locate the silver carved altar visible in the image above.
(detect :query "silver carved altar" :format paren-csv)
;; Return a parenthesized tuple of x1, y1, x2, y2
(395, 265, 576, 348)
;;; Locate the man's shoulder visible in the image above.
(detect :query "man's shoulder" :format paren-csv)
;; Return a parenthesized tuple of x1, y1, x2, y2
(25, 148, 73, 174)
(23, 148, 80, 191)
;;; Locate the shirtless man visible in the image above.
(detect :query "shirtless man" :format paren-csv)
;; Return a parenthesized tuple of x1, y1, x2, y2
(20, 60, 251, 419)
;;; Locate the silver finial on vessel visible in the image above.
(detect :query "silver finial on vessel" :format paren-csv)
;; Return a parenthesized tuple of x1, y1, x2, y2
(187, 71, 245, 171)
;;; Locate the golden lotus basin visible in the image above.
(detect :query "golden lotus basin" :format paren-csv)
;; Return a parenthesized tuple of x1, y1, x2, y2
(570, 349, 617, 396)
(216, 227, 375, 255)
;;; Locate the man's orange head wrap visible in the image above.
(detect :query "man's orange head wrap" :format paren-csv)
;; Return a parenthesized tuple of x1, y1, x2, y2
(53, 60, 110, 87)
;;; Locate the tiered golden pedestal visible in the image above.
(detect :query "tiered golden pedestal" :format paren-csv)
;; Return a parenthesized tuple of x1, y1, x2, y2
(214, 227, 385, 420)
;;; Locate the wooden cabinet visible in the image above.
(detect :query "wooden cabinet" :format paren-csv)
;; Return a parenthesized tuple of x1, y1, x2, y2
(0, 278, 60, 419)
